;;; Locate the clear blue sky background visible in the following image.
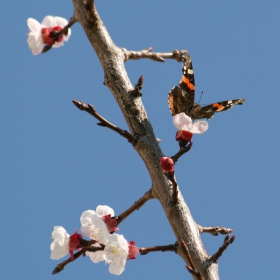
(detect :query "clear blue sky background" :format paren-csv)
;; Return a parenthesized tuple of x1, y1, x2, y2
(1, 1, 279, 279)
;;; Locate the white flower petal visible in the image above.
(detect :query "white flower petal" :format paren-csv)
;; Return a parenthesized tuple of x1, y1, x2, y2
(109, 259, 126, 275)
(86, 250, 105, 263)
(80, 210, 96, 224)
(27, 18, 41, 32)
(53, 16, 68, 27)
(189, 121, 209, 134)
(50, 226, 69, 260)
(41, 15, 54, 27)
(51, 226, 70, 239)
(80, 211, 108, 243)
(173, 113, 192, 131)
(27, 33, 44, 55)
(96, 205, 115, 218)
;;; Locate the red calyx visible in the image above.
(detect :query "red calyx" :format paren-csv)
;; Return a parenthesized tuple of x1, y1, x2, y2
(41, 26, 63, 45)
(68, 229, 83, 260)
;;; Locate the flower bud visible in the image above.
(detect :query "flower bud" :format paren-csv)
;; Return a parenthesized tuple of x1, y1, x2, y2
(160, 157, 174, 173)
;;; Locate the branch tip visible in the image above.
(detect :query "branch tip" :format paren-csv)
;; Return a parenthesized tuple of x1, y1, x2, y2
(210, 234, 235, 263)
(72, 99, 137, 144)
(198, 225, 234, 236)
(171, 143, 193, 163)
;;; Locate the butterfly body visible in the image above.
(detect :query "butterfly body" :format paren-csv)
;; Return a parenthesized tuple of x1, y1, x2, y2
(168, 54, 245, 120)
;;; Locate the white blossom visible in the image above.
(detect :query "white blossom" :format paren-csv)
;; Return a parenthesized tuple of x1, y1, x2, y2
(50, 226, 69, 260)
(27, 16, 71, 55)
(173, 112, 208, 134)
(104, 234, 129, 275)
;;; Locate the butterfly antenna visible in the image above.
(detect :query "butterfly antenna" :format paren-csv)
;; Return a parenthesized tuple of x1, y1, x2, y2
(198, 91, 204, 105)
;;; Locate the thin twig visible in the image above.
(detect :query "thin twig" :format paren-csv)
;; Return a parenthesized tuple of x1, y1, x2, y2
(52, 239, 97, 274)
(198, 225, 233, 236)
(139, 243, 177, 255)
(129, 75, 144, 97)
(171, 144, 193, 163)
(210, 234, 236, 263)
(181, 240, 204, 279)
(122, 48, 188, 62)
(72, 100, 138, 145)
(117, 189, 153, 225)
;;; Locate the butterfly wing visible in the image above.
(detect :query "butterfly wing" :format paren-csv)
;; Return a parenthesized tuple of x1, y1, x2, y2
(191, 99, 246, 119)
(168, 53, 195, 116)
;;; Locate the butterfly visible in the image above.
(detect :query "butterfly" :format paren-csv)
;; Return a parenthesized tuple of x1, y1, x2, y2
(168, 53, 246, 120)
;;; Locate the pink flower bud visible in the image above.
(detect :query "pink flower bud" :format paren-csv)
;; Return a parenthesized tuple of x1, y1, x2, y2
(160, 157, 174, 173)
(175, 130, 193, 143)
(127, 241, 139, 260)
(68, 229, 83, 260)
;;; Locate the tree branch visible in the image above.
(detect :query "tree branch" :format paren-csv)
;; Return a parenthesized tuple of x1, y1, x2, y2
(139, 243, 177, 255)
(198, 225, 233, 236)
(181, 240, 204, 280)
(117, 189, 153, 225)
(210, 234, 235, 263)
(122, 47, 187, 62)
(171, 144, 193, 163)
(72, 100, 138, 145)
(72, 1, 223, 278)
(52, 239, 97, 275)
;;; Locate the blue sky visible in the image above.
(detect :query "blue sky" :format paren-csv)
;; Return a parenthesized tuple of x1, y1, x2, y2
(1, 1, 280, 279)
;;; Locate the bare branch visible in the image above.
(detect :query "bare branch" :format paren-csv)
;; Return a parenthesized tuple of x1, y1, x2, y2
(117, 189, 153, 225)
(171, 143, 193, 163)
(210, 234, 236, 263)
(72, 100, 138, 145)
(139, 243, 177, 255)
(122, 48, 188, 62)
(72, 2, 221, 278)
(129, 75, 144, 97)
(198, 225, 233, 236)
(52, 239, 97, 274)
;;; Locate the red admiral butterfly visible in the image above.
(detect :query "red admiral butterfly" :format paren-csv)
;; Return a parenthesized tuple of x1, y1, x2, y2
(168, 53, 245, 119)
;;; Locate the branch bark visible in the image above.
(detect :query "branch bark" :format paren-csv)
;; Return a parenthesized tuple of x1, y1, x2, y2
(72, 1, 221, 278)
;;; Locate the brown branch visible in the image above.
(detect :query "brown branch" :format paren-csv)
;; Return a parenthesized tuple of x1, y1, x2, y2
(198, 225, 233, 236)
(129, 75, 144, 97)
(171, 180, 178, 204)
(139, 243, 177, 255)
(122, 48, 188, 62)
(72, 2, 222, 278)
(42, 16, 77, 54)
(52, 239, 97, 275)
(181, 240, 204, 280)
(72, 100, 138, 145)
(117, 189, 153, 225)
(171, 143, 193, 163)
(210, 234, 236, 263)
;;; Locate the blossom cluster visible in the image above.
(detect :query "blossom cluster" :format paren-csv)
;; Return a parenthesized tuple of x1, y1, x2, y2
(50, 205, 139, 275)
